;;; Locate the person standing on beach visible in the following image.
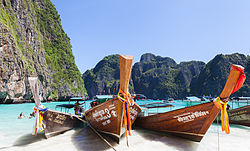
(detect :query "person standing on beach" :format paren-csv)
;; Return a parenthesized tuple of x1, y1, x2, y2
(74, 101, 84, 115)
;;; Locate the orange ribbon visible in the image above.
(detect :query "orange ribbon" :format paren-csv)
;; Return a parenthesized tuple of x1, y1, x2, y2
(118, 89, 134, 146)
(214, 65, 246, 134)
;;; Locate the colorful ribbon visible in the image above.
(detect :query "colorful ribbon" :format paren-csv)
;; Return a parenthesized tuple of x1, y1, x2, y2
(214, 97, 230, 134)
(118, 88, 134, 146)
(214, 65, 246, 134)
(33, 104, 48, 135)
(231, 65, 246, 93)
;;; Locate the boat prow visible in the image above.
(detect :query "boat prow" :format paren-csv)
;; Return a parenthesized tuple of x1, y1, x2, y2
(135, 64, 246, 142)
(84, 55, 142, 143)
(85, 97, 141, 142)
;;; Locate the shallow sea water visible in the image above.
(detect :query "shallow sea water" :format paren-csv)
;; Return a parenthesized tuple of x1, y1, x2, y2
(0, 100, 250, 151)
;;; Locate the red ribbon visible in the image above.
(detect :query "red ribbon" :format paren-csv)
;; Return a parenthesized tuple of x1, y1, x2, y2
(231, 65, 246, 94)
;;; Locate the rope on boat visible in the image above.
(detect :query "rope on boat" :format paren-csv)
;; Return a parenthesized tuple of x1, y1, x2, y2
(76, 116, 117, 151)
(75, 116, 88, 124)
(216, 116, 220, 151)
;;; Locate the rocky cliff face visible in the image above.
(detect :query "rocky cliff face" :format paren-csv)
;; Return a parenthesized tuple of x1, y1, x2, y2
(83, 53, 249, 100)
(190, 53, 250, 97)
(132, 53, 205, 99)
(0, 0, 86, 103)
(82, 54, 134, 99)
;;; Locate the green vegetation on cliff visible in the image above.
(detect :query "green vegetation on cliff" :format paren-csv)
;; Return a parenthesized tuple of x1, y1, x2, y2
(33, 0, 86, 98)
(83, 53, 249, 100)
(0, 0, 86, 101)
(83, 54, 134, 98)
(132, 53, 205, 99)
(191, 53, 250, 97)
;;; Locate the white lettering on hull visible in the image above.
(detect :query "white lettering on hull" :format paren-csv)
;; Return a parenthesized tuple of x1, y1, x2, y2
(92, 104, 139, 126)
(92, 104, 118, 126)
(129, 107, 138, 120)
(174, 111, 209, 123)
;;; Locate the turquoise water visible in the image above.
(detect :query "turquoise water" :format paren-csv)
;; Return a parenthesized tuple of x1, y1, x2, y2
(137, 99, 249, 114)
(0, 100, 90, 148)
(0, 100, 250, 151)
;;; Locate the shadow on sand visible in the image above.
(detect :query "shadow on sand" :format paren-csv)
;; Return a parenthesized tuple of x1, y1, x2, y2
(12, 133, 46, 146)
(71, 126, 118, 151)
(134, 127, 199, 151)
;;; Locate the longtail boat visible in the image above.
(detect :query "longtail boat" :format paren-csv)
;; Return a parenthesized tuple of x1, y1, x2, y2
(84, 55, 141, 143)
(219, 104, 250, 127)
(135, 64, 246, 142)
(28, 77, 83, 138)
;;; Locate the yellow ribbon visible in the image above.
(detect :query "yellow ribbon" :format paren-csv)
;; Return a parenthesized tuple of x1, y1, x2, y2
(38, 111, 44, 132)
(33, 106, 46, 132)
(214, 97, 230, 134)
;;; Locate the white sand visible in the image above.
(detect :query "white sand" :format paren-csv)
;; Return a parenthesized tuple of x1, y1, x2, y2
(1, 124, 250, 151)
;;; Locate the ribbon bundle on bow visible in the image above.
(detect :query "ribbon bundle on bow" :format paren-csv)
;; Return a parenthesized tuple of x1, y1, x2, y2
(33, 104, 48, 136)
(118, 88, 134, 146)
(214, 65, 246, 134)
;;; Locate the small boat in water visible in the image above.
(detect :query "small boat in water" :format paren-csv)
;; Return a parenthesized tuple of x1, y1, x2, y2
(90, 95, 113, 107)
(141, 102, 174, 109)
(84, 55, 141, 143)
(163, 98, 175, 103)
(184, 96, 201, 102)
(135, 64, 246, 142)
(28, 78, 84, 138)
(56, 97, 85, 114)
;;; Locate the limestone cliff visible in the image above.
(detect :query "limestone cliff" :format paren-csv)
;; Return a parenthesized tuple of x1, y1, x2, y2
(83, 53, 249, 100)
(190, 53, 250, 97)
(82, 54, 134, 99)
(0, 0, 86, 103)
(132, 53, 205, 99)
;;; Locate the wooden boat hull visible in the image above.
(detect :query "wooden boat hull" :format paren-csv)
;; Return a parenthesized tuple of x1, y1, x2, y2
(135, 102, 220, 142)
(85, 98, 141, 142)
(43, 109, 83, 138)
(225, 105, 250, 127)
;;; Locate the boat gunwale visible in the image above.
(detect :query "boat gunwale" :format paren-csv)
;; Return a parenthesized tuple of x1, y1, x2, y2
(139, 101, 213, 118)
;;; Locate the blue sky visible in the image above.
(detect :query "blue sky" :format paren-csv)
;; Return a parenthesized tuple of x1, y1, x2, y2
(51, 0, 250, 73)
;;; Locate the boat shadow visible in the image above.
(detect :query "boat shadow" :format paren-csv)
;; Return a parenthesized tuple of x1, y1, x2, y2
(134, 127, 199, 151)
(12, 133, 46, 146)
(71, 126, 118, 151)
